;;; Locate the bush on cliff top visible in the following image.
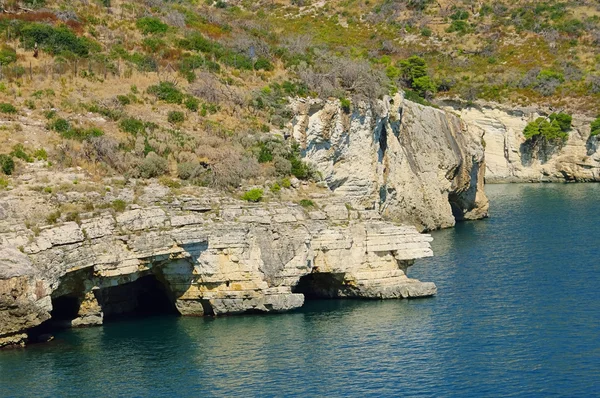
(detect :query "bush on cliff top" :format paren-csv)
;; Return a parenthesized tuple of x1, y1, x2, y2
(242, 188, 263, 202)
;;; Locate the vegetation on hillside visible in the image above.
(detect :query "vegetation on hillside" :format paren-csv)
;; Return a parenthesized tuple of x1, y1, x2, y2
(1, 0, 600, 189)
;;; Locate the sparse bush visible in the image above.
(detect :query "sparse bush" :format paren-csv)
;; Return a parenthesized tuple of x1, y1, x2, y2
(270, 182, 281, 193)
(119, 118, 146, 136)
(184, 96, 199, 112)
(137, 152, 168, 178)
(299, 199, 315, 208)
(0, 155, 15, 175)
(0, 46, 17, 65)
(0, 103, 17, 114)
(136, 17, 168, 35)
(168, 111, 185, 124)
(46, 210, 61, 224)
(33, 148, 48, 160)
(111, 199, 127, 212)
(254, 57, 274, 71)
(147, 82, 184, 104)
(242, 188, 263, 202)
(590, 117, 600, 137)
(10, 144, 33, 163)
(116, 95, 131, 106)
(340, 97, 351, 113)
(280, 177, 291, 188)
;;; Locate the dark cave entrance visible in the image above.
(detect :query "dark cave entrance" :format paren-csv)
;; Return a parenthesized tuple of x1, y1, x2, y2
(448, 193, 465, 221)
(95, 274, 179, 321)
(293, 273, 347, 299)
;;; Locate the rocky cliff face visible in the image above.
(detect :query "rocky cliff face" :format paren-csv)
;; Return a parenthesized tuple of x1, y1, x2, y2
(291, 93, 489, 232)
(0, 181, 435, 348)
(442, 101, 600, 182)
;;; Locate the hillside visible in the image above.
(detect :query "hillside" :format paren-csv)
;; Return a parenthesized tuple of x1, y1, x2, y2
(0, 0, 599, 195)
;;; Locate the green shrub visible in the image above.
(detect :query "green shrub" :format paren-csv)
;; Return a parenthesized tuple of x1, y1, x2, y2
(116, 95, 131, 106)
(50, 118, 70, 133)
(33, 148, 47, 160)
(147, 82, 184, 104)
(548, 113, 572, 132)
(241, 188, 263, 202)
(523, 117, 568, 144)
(119, 117, 146, 136)
(136, 17, 168, 34)
(280, 177, 291, 188)
(254, 57, 274, 71)
(44, 110, 57, 119)
(270, 182, 281, 193)
(340, 97, 351, 113)
(446, 20, 471, 34)
(412, 75, 437, 98)
(168, 111, 185, 124)
(420, 27, 432, 37)
(299, 199, 315, 208)
(399, 56, 428, 85)
(0, 177, 8, 190)
(111, 199, 127, 212)
(0, 103, 17, 114)
(19, 23, 97, 57)
(0, 46, 17, 65)
(590, 117, 600, 137)
(10, 144, 33, 163)
(138, 152, 168, 178)
(0, 154, 15, 175)
(184, 96, 199, 112)
(46, 210, 61, 224)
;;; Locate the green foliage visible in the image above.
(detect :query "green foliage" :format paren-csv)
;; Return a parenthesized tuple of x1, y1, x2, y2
(10, 144, 33, 163)
(46, 210, 61, 224)
(450, 9, 469, 20)
(412, 75, 437, 97)
(420, 27, 432, 37)
(538, 69, 565, 83)
(299, 199, 315, 208)
(116, 95, 131, 106)
(33, 148, 47, 160)
(50, 118, 70, 133)
(254, 57, 274, 71)
(0, 103, 17, 114)
(184, 96, 199, 112)
(0, 154, 15, 175)
(241, 188, 263, 202)
(590, 117, 600, 137)
(257, 142, 274, 163)
(147, 82, 184, 104)
(19, 23, 97, 57)
(0, 177, 8, 190)
(0, 46, 17, 65)
(289, 146, 311, 180)
(119, 117, 146, 136)
(340, 97, 351, 113)
(136, 17, 168, 35)
(138, 152, 168, 178)
(446, 20, 471, 34)
(548, 113, 572, 132)
(167, 111, 185, 124)
(280, 177, 291, 188)
(111, 199, 127, 212)
(270, 182, 281, 193)
(399, 56, 428, 85)
(523, 117, 569, 144)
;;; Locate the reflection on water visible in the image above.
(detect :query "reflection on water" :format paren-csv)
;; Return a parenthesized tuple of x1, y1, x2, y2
(1, 183, 599, 397)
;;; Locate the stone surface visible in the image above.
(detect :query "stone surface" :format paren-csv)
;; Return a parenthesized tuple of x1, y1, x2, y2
(290, 93, 489, 231)
(0, 188, 436, 347)
(442, 100, 600, 182)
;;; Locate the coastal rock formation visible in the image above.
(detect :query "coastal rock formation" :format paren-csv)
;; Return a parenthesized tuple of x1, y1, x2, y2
(0, 185, 435, 348)
(291, 93, 489, 231)
(442, 101, 600, 182)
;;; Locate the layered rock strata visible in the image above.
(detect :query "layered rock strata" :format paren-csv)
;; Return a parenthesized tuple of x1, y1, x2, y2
(290, 93, 489, 231)
(442, 100, 600, 182)
(0, 189, 435, 348)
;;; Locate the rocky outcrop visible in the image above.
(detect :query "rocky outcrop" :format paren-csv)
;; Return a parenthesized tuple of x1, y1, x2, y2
(0, 185, 435, 348)
(441, 100, 600, 182)
(291, 93, 489, 231)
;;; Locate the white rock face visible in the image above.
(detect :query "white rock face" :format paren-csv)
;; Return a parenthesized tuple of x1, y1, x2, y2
(0, 190, 436, 347)
(291, 93, 489, 231)
(442, 101, 600, 182)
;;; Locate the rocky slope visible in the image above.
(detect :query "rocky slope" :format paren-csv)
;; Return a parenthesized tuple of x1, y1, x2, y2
(291, 93, 489, 231)
(0, 178, 436, 348)
(442, 101, 600, 183)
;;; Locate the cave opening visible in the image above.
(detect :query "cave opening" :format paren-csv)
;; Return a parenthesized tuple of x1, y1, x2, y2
(448, 193, 465, 222)
(293, 273, 347, 299)
(95, 274, 179, 322)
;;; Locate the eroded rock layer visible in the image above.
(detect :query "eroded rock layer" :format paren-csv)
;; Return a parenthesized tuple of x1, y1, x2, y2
(0, 190, 435, 347)
(291, 94, 489, 231)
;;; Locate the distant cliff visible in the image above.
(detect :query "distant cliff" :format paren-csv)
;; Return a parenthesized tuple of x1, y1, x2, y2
(291, 93, 489, 232)
(442, 101, 600, 183)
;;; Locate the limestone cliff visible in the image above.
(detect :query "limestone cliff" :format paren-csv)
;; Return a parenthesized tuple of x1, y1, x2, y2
(0, 182, 435, 348)
(291, 93, 489, 232)
(442, 100, 600, 183)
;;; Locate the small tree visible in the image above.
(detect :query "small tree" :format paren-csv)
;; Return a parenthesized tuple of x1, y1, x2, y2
(242, 188, 263, 202)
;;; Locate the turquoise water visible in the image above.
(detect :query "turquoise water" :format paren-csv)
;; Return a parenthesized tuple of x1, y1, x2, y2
(1, 184, 599, 397)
